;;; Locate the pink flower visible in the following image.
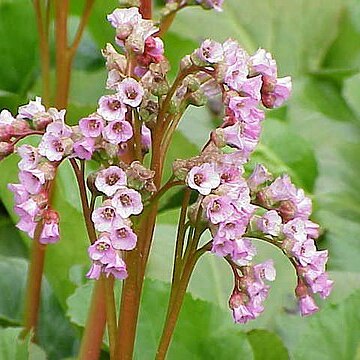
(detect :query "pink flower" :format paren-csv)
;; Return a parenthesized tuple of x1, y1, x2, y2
(107, 7, 141, 31)
(197, 39, 224, 64)
(205, 195, 234, 224)
(254, 260, 276, 282)
(221, 121, 261, 158)
(298, 295, 319, 316)
(228, 96, 261, 122)
(106, 69, 122, 90)
(19, 169, 46, 194)
(212, 233, 233, 257)
(95, 166, 127, 196)
(217, 216, 247, 239)
(0, 109, 16, 125)
(98, 94, 127, 121)
(39, 209, 60, 244)
(45, 121, 72, 137)
(247, 164, 272, 191)
(231, 237, 257, 265)
(14, 197, 40, 219)
(88, 235, 116, 265)
(110, 225, 137, 250)
(91, 203, 118, 232)
(104, 254, 128, 279)
(17, 145, 39, 170)
(240, 75, 263, 101)
(283, 218, 307, 242)
(8, 183, 29, 204)
(291, 238, 317, 266)
(257, 210, 282, 236)
(117, 78, 144, 107)
(79, 116, 104, 137)
(112, 188, 143, 218)
(16, 217, 37, 238)
(186, 163, 221, 195)
(86, 263, 102, 280)
(103, 120, 133, 145)
(73, 138, 95, 160)
(18, 97, 45, 119)
(38, 134, 73, 161)
(248, 48, 277, 78)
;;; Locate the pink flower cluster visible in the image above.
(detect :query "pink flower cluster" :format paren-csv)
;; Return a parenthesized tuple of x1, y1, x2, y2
(107, 7, 165, 77)
(229, 260, 276, 323)
(253, 171, 333, 315)
(86, 165, 144, 280)
(187, 39, 292, 162)
(8, 142, 59, 244)
(181, 38, 331, 321)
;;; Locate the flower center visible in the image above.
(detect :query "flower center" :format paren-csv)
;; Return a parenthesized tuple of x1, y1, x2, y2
(194, 173, 204, 186)
(126, 88, 138, 100)
(120, 194, 131, 206)
(89, 119, 100, 130)
(96, 242, 110, 252)
(53, 140, 64, 153)
(211, 200, 222, 212)
(109, 99, 121, 111)
(116, 227, 128, 238)
(106, 173, 120, 186)
(112, 122, 123, 134)
(102, 207, 115, 220)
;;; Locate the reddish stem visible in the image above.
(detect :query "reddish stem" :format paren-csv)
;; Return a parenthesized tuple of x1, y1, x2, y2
(78, 278, 107, 360)
(139, 0, 152, 19)
(21, 224, 47, 340)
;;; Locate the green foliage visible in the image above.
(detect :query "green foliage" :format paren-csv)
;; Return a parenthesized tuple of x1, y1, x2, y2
(0, 256, 77, 359)
(0, 327, 46, 360)
(67, 278, 290, 359)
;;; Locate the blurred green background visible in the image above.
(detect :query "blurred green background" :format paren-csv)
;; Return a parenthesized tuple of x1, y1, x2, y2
(0, 0, 359, 359)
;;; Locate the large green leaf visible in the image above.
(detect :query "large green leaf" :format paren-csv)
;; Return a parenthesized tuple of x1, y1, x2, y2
(0, 0, 38, 95)
(0, 327, 46, 360)
(276, 289, 360, 360)
(0, 256, 77, 359)
(171, 0, 344, 76)
(287, 77, 360, 271)
(66, 278, 290, 359)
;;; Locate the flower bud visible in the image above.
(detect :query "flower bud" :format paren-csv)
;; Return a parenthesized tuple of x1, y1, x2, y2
(12, 119, 30, 134)
(180, 55, 192, 71)
(0, 141, 14, 159)
(184, 75, 201, 92)
(188, 90, 207, 107)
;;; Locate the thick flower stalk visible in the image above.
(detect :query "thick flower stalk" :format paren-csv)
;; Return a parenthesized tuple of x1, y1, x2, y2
(0, 1, 333, 359)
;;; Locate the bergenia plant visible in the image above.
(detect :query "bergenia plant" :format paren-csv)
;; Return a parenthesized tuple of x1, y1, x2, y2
(0, 0, 333, 359)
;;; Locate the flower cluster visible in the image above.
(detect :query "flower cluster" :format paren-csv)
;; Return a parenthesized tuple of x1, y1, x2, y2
(86, 165, 145, 280)
(177, 38, 331, 322)
(8, 142, 59, 244)
(253, 172, 334, 315)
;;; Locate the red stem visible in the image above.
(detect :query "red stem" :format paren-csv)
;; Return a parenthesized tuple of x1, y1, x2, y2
(139, 0, 152, 19)
(21, 224, 47, 340)
(78, 278, 107, 360)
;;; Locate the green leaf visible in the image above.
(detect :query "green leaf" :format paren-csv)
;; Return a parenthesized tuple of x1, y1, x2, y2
(0, 256, 77, 359)
(0, 0, 38, 94)
(171, 0, 344, 75)
(67, 279, 270, 359)
(279, 289, 360, 360)
(247, 329, 289, 360)
(287, 77, 360, 271)
(250, 119, 318, 192)
(343, 72, 360, 120)
(0, 327, 46, 360)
